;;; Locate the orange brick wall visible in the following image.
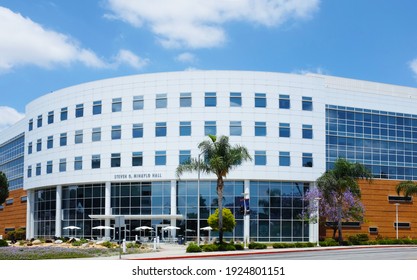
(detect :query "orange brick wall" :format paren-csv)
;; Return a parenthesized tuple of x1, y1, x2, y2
(324, 179, 417, 240)
(0, 188, 27, 236)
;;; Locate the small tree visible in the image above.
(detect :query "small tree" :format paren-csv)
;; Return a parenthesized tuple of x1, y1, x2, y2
(0, 171, 9, 205)
(396, 180, 417, 197)
(207, 208, 236, 233)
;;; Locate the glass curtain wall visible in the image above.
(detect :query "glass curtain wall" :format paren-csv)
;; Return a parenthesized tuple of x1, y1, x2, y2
(34, 188, 56, 238)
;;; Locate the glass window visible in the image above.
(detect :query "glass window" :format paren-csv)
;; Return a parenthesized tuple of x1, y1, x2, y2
(156, 93, 167, 108)
(279, 123, 290, 138)
(74, 129, 83, 144)
(36, 139, 42, 152)
(155, 151, 166, 165)
(230, 121, 242, 136)
(27, 165, 32, 178)
(92, 127, 101, 142)
(59, 158, 66, 172)
(37, 115, 42, 128)
(93, 100, 102, 115)
(28, 142, 32, 154)
(133, 95, 144, 110)
(132, 152, 143, 166)
(255, 121, 267, 136)
(302, 124, 313, 139)
(179, 150, 191, 164)
(47, 136, 53, 149)
(255, 93, 266, 108)
(155, 122, 167, 137)
(60, 107, 68, 121)
(92, 154, 101, 169)
(36, 163, 41, 176)
(47, 111, 54, 124)
(279, 151, 290, 166)
(60, 133, 67, 146)
(180, 121, 191, 136)
(205, 121, 216, 136)
(255, 150, 267, 165)
(111, 153, 121, 167)
(28, 119, 33, 131)
(205, 92, 216, 107)
(46, 160, 53, 174)
(302, 96, 313, 111)
(74, 156, 83, 170)
(279, 94, 290, 109)
(75, 104, 84, 118)
(302, 153, 313, 167)
(230, 92, 242, 107)
(180, 92, 192, 107)
(112, 97, 122, 112)
(133, 123, 143, 138)
(112, 125, 122, 140)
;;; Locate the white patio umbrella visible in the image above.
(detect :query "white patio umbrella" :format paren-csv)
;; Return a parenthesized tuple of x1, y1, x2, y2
(92, 226, 114, 230)
(201, 226, 213, 242)
(134, 226, 153, 231)
(162, 226, 180, 230)
(63, 226, 81, 238)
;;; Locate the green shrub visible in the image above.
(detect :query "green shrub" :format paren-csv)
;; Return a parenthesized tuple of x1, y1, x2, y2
(5, 229, 26, 241)
(186, 242, 202, 253)
(0, 239, 8, 247)
(234, 243, 244, 250)
(217, 243, 236, 251)
(348, 234, 369, 245)
(101, 241, 114, 248)
(201, 244, 218, 252)
(248, 242, 267, 249)
(319, 238, 338, 247)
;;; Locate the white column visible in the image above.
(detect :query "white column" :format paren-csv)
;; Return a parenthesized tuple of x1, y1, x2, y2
(308, 182, 319, 244)
(104, 181, 111, 238)
(55, 185, 62, 237)
(26, 189, 35, 239)
(170, 180, 177, 238)
(243, 180, 250, 247)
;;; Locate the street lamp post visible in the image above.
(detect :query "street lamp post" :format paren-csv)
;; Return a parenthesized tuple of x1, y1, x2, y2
(197, 152, 202, 246)
(314, 197, 321, 247)
(395, 203, 399, 239)
(242, 192, 249, 248)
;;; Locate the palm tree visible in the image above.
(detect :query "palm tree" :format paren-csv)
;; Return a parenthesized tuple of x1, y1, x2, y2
(396, 180, 417, 197)
(316, 158, 372, 244)
(176, 135, 251, 243)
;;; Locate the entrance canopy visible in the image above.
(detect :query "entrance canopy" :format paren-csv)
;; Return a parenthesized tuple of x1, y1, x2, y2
(88, 214, 184, 220)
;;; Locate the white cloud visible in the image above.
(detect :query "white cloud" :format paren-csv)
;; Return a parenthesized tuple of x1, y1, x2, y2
(0, 106, 25, 132)
(175, 52, 197, 64)
(113, 49, 149, 69)
(410, 58, 417, 77)
(105, 0, 320, 49)
(293, 66, 329, 76)
(0, 6, 106, 71)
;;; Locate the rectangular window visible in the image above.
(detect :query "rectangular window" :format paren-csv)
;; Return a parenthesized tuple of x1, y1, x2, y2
(279, 123, 291, 138)
(112, 97, 122, 112)
(92, 127, 101, 142)
(302, 153, 313, 167)
(111, 153, 121, 167)
(28, 142, 32, 154)
(302, 96, 313, 111)
(59, 158, 66, 172)
(179, 150, 191, 164)
(28, 119, 33, 131)
(133, 123, 144, 138)
(74, 130, 83, 144)
(230, 92, 242, 107)
(37, 115, 43, 128)
(255, 150, 267, 165)
(46, 160, 53, 174)
(156, 93, 167, 108)
(255, 121, 267, 136)
(155, 151, 166, 166)
(5, 198, 13, 205)
(230, 121, 242, 136)
(47, 136, 53, 149)
(180, 92, 192, 107)
(75, 104, 84, 118)
(279, 151, 291, 166)
(36, 163, 41, 176)
(155, 122, 167, 137)
(60, 133, 67, 146)
(302, 124, 313, 139)
(205, 92, 217, 107)
(279, 94, 290, 109)
(60, 107, 68, 121)
(132, 152, 143, 166)
(205, 121, 216, 136)
(255, 93, 266, 108)
(48, 111, 54, 124)
(27, 165, 32, 178)
(93, 100, 102, 115)
(111, 125, 122, 140)
(74, 156, 83, 170)
(133, 95, 144, 110)
(92, 154, 101, 169)
(179, 121, 191, 136)
(36, 139, 42, 152)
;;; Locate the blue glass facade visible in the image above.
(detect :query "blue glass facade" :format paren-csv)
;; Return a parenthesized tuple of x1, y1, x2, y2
(0, 133, 24, 191)
(326, 105, 417, 180)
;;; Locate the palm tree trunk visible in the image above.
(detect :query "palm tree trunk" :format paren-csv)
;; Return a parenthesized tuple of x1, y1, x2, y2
(217, 176, 224, 243)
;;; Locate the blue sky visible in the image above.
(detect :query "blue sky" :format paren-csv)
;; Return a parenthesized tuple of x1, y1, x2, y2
(1, 0, 417, 131)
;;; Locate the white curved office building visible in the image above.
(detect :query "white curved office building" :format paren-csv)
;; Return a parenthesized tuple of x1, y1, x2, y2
(3, 70, 417, 242)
